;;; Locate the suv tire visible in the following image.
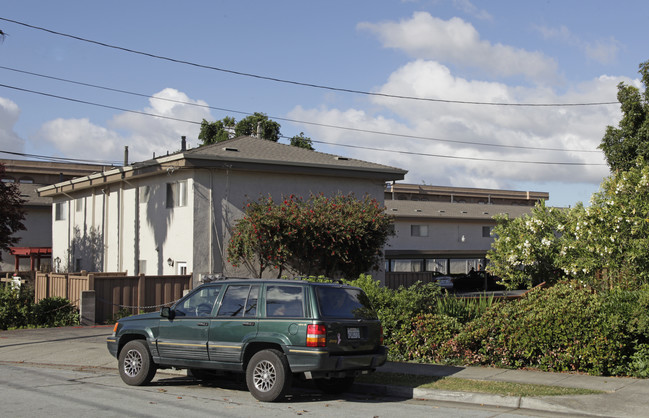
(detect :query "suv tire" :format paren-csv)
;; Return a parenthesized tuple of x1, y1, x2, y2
(246, 349, 292, 402)
(118, 340, 157, 386)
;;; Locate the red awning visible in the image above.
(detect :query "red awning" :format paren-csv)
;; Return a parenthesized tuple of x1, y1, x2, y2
(10, 247, 52, 256)
(9, 247, 52, 271)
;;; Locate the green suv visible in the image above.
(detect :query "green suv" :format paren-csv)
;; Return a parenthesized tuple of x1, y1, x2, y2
(107, 278, 387, 401)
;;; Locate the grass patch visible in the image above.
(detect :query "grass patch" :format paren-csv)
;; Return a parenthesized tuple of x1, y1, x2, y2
(356, 372, 602, 397)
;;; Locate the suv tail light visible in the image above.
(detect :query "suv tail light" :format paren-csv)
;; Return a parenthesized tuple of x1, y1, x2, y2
(307, 324, 326, 347)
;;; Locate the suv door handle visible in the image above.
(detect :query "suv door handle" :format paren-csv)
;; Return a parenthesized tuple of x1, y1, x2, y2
(242, 322, 256, 326)
(197, 322, 209, 326)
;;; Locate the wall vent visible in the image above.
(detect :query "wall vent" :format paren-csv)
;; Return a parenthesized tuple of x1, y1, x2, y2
(223, 147, 239, 152)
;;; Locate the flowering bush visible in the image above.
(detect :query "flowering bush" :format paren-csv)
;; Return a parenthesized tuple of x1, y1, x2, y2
(562, 160, 649, 289)
(227, 193, 393, 278)
(487, 201, 574, 289)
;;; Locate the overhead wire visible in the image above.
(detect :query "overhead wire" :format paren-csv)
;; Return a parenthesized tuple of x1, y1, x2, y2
(0, 149, 122, 165)
(0, 81, 606, 166)
(0, 16, 619, 107)
(0, 66, 602, 153)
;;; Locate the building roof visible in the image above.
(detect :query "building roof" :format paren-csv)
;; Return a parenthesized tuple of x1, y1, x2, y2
(386, 182, 548, 202)
(38, 136, 407, 196)
(385, 199, 534, 221)
(18, 183, 52, 207)
(185, 136, 404, 171)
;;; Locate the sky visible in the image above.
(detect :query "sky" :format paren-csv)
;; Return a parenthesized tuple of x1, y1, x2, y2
(1, 0, 648, 208)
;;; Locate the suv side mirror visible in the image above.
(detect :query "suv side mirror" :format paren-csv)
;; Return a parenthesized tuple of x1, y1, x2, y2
(161, 306, 175, 319)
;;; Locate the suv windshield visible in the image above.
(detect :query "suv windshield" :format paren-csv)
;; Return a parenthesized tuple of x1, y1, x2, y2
(316, 287, 378, 320)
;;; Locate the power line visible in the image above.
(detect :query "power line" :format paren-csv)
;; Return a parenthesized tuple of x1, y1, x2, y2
(299, 138, 607, 166)
(0, 149, 122, 165)
(0, 83, 202, 125)
(0, 82, 605, 166)
(0, 16, 620, 108)
(0, 66, 602, 153)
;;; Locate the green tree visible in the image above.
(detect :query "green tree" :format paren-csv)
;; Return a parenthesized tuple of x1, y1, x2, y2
(0, 163, 26, 261)
(227, 193, 393, 278)
(487, 201, 573, 289)
(234, 112, 281, 141)
(561, 158, 649, 289)
(198, 116, 235, 145)
(290, 132, 314, 150)
(600, 60, 649, 172)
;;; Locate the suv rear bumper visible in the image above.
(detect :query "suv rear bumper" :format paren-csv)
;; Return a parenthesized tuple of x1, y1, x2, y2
(286, 346, 388, 374)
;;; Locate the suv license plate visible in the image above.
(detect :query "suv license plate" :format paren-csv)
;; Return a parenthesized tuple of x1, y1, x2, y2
(347, 327, 361, 339)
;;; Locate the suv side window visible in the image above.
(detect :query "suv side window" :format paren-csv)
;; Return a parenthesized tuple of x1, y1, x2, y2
(218, 285, 259, 317)
(175, 286, 221, 317)
(265, 285, 304, 317)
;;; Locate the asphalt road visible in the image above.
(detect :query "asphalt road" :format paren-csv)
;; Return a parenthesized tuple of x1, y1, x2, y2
(0, 362, 558, 418)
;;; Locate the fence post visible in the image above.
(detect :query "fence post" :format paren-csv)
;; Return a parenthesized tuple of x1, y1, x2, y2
(80, 290, 96, 326)
(138, 273, 146, 314)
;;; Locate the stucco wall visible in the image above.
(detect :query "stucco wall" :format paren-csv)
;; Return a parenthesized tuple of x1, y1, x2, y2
(49, 166, 388, 283)
(192, 168, 387, 282)
(387, 218, 495, 252)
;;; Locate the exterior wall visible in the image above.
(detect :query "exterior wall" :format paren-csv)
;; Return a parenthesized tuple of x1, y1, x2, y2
(0, 205, 51, 271)
(388, 218, 494, 252)
(192, 168, 387, 282)
(49, 167, 388, 283)
(385, 218, 496, 275)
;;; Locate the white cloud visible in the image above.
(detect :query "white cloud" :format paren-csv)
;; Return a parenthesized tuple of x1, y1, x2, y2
(35, 88, 212, 164)
(358, 12, 558, 82)
(0, 97, 25, 154)
(452, 0, 492, 21)
(288, 61, 625, 192)
(535, 24, 620, 65)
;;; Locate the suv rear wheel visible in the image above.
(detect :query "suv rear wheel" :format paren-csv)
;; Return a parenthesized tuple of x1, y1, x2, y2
(118, 340, 157, 386)
(246, 349, 292, 402)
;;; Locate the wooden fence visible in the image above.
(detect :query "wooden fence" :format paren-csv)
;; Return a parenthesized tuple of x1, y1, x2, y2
(34, 271, 193, 324)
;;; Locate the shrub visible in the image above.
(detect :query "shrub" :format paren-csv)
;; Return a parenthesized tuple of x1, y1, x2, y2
(0, 283, 33, 330)
(447, 283, 634, 375)
(389, 314, 462, 362)
(32, 297, 79, 327)
(346, 275, 442, 358)
(434, 293, 499, 324)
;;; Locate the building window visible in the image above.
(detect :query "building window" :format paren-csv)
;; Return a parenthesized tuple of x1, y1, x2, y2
(55, 202, 67, 221)
(166, 180, 187, 208)
(425, 259, 447, 274)
(76, 198, 83, 213)
(19, 177, 34, 184)
(410, 224, 429, 237)
(390, 259, 423, 272)
(482, 226, 493, 238)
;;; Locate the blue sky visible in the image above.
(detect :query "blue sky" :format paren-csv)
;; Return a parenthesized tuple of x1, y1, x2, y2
(1, 0, 648, 207)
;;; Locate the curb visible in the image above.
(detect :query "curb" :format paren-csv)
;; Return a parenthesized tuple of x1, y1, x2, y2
(353, 383, 592, 416)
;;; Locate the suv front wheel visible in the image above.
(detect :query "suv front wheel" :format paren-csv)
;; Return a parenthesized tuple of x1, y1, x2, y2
(118, 340, 157, 386)
(246, 349, 292, 402)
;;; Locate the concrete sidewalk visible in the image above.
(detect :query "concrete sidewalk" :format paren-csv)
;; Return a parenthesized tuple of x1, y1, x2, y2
(1, 326, 648, 417)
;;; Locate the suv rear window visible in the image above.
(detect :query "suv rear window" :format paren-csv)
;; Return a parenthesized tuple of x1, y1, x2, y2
(265, 285, 305, 317)
(316, 287, 378, 320)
